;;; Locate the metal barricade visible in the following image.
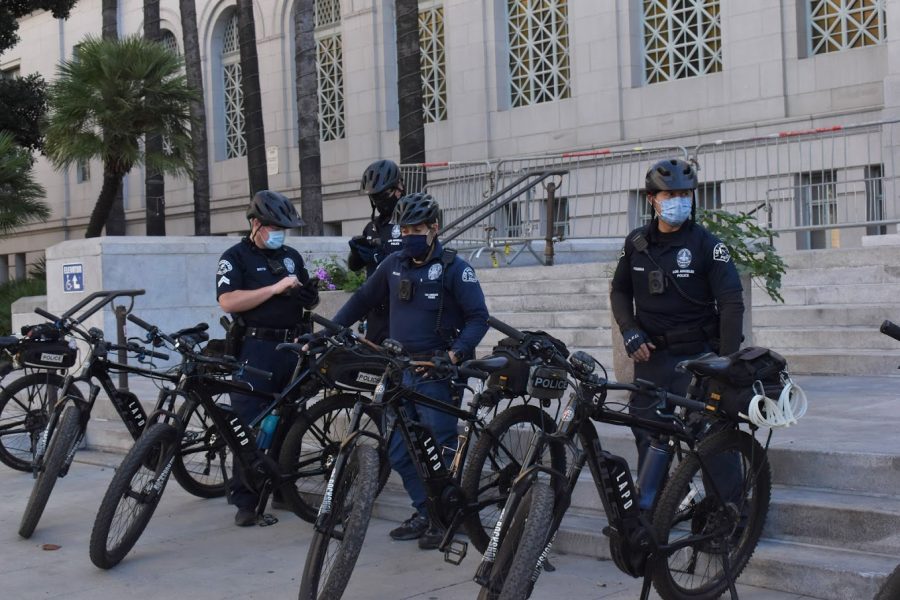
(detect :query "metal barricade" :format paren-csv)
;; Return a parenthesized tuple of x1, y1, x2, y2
(692, 120, 900, 250)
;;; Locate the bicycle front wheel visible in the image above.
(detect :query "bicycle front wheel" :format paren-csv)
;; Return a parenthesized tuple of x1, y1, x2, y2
(18, 403, 82, 538)
(298, 444, 380, 600)
(279, 393, 386, 523)
(89, 423, 179, 569)
(652, 429, 771, 600)
(461, 403, 565, 553)
(171, 399, 230, 498)
(0, 372, 70, 472)
(479, 481, 555, 600)
(876, 563, 900, 600)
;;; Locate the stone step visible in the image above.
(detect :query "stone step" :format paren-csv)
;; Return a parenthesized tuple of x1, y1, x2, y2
(781, 245, 900, 271)
(754, 283, 900, 307)
(754, 326, 900, 350)
(487, 309, 610, 329)
(779, 349, 900, 376)
(486, 293, 609, 312)
(777, 264, 900, 287)
(478, 278, 608, 297)
(476, 262, 612, 283)
(753, 303, 898, 328)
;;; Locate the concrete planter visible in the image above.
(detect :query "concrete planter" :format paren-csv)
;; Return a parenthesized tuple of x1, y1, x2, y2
(313, 290, 353, 321)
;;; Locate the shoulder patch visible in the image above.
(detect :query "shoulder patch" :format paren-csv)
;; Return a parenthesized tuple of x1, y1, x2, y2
(462, 267, 478, 283)
(217, 260, 233, 276)
(713, 243, 731, 263)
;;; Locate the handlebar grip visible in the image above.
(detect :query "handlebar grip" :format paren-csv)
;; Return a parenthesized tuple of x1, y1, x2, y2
(147, 349, 170, 360)
(310, 312, 344, 334)
(34, 307, 61, 322)
(487, 316, 526, 342)
(457, 366, 489, 380)
(881, 320, 900, 342)
(127, 313, 155, 332)
(241, 364, 272, 380)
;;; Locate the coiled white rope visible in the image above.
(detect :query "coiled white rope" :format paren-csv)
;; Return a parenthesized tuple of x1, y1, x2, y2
(740, 375, 807, 428)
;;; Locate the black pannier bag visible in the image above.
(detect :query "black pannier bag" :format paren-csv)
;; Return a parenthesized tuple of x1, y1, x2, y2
(320, 345, 391, 392)
(486, 331, 569, 399)
(704, 346, 788, 422)
(18, 340, 77, 369)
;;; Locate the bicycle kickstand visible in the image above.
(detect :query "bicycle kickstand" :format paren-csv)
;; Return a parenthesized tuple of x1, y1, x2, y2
(639, 558, 653, 600)
(722, 552, 740, 600)
(254, 480, 279, 527)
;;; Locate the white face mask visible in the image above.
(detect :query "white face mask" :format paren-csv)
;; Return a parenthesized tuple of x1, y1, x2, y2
(657, 197, 692, 226)
(264, 230, 285, 250)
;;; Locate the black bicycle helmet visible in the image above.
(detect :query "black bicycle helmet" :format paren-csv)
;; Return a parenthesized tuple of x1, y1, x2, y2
(246, 190, 305, 228)
(645, 158, 698, 193)
(392, 192, 440, 226)
(360, 159, 402, 195)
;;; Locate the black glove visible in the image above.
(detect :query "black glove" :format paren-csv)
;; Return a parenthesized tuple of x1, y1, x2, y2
(297, 332, 328, 354)
(349, 236, 380, 265)
(294, 280, 320, 309)
(622, 328, 651, 357)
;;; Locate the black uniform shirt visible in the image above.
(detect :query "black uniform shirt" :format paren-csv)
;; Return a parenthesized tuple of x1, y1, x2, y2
(216, 237, 311, 329)
(347, 214, 405, 276)
(610, 220, 743, 352)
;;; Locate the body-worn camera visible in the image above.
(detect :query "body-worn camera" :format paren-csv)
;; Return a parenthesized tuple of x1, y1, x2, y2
(648, 270, 665, 295)
(398, 278, 413, 301)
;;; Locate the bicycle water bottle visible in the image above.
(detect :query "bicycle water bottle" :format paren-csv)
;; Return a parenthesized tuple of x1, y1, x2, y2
(256, 414, 280, 450)
(637, 439, 673, 511)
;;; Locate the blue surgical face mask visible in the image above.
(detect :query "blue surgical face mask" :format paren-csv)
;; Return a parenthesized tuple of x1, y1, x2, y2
(264, 230, 285, 250)
(658, 196, 692, 227)
(401, 234, 431, 258)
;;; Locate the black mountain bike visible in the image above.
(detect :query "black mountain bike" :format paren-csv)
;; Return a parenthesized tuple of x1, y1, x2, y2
(17, 290, 204, 539)
(87, 311, 389, 568)
(298, 313, 566, 600)
(476, 317, 773, 600)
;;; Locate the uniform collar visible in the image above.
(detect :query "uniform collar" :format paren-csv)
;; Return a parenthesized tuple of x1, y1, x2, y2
(242, 235, 283, 257)
(648, 218, 693, 246)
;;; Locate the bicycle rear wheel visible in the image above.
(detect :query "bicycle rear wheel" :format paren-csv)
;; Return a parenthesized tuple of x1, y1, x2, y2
(298, 444, 380, 600)
(478, 481, 555, 600)
(0, 372, 70, 472)
(461, 403, 565, 553)
(18, 403, 82, 538)
(279, 393, 386, 523)
(876, 563, 900, 600)
(652, 429, 771, 600)
(89, 423, 179, 569)
(171, 398, 230, 498)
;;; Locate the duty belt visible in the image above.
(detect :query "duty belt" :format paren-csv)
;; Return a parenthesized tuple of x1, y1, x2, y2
(244, 326, 297, 343)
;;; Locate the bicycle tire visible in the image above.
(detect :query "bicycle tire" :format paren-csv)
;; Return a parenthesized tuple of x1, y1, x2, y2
(298, 444, 380, 600)
(461, 403, 565, 553)
(0, 372, 71, 472)
(652, 429, 771, 600)
(18, 404, 81, 539)
(278, 393, 387, 523)
(171, 399, 230, 498)
(875, 563, 900, 600)
(478, 482, 555, 600)
(89, 423, 179, 569)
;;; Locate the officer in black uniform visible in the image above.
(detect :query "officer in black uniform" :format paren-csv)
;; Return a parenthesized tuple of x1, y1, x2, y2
(346, 159, 406, 343)
(331, 192, 489, 549)
(610, 158, 744, 505)
(216, 190, 319, 526)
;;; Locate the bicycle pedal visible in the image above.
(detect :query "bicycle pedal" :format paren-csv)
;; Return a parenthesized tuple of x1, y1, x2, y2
(257, 513, 278, 527)
(443, 538, 467, 565)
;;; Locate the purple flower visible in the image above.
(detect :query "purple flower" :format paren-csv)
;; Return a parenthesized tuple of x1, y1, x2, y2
(327, 283, 336, 290)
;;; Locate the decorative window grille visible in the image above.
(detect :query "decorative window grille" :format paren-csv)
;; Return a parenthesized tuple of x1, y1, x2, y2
(507, 0, 571, 108)
(642, 0, 722, 84)
(419, 3, 447, 123)
(160, 29, 179, 55)
(222, 12, 245, 159)
(808, 0, 885, 55)
(316, 0, 344, 141)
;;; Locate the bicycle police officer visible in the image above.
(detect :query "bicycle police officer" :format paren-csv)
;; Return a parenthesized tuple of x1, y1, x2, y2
(610, 158, 744, 503)
(216, 190, 319, 526)
(346, 159, 406, 343)
(331, 192, 489, 549)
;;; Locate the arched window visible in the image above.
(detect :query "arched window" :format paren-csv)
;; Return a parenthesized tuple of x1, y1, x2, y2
(160, 29, 179, 55)
(222, 11, 246, 159)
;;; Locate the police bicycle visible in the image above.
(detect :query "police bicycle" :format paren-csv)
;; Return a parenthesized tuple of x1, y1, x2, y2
(298, 313, 567, 600)
(87, 310, 395, 569)
(476, 317, 782, 600)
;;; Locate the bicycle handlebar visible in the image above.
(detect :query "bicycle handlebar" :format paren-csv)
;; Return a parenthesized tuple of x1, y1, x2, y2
(33, 306, 61, 323)
(487, 316, 526, 342)
(107, 341, 170, 361)
(881, 320, 900, 342)
(311, 312, 344, 334)
(127, 312, 176, 346)
(603, 378, 712, 414)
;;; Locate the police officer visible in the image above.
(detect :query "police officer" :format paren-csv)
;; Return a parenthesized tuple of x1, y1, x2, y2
(331, 192, 489, 549)
(346, 159, 406, 343)
(216, 190, 319, 526)
(610, 158, 743, 503)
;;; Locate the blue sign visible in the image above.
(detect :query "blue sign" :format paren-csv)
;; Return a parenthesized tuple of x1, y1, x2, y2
(62, 263, 84, 293)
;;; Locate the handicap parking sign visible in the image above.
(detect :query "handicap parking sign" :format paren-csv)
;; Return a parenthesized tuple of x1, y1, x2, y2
(62, 263, 84, 293)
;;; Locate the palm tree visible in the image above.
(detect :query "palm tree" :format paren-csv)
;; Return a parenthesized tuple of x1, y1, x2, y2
(295, 1, 322, 235)
(395, 0, 425, 165)
(100, 0, 126, 235)
(44, 35, 195, 238)
(179, 0, 211, 235)
(0, 132, 49, 235)
(143, 0, 165, 235)
(101, 0, 117, 39)
(236, 0, 267, 194)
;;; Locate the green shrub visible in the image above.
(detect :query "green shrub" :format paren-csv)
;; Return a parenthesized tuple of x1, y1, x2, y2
(0, 278, 47, 335)
(310, 256, 367, 292)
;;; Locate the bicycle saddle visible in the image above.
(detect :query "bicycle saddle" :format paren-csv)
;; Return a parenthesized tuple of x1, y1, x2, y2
(463, 356, 508, 373)
(0, 336, 20, 350)
(677, 352, 731, 377)
(172, 323, 209, 338)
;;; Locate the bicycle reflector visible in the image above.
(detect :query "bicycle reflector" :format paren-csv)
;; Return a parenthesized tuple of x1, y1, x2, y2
(526, 365, 568, 400)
